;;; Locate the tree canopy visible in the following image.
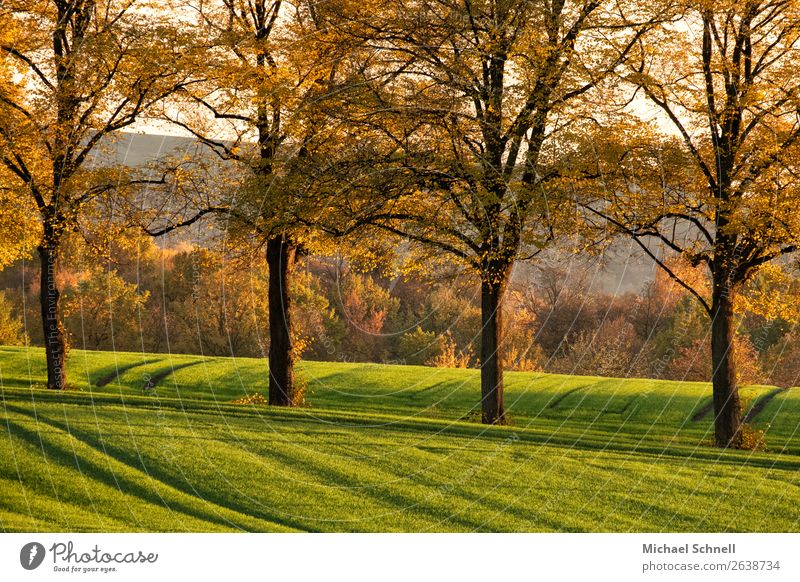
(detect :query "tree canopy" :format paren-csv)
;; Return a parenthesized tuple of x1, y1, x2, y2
(582, 0, 800, 446)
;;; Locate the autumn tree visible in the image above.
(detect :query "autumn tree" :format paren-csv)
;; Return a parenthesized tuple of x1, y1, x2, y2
(62, 267, 149, 351)
(0, 291, 26, 345)
(0, 1, 190, 389)
(583, 1, 800, 446)
(151, 0, 364, 406)
(330, 0, 668, 423)
(164, 249, 273, 357)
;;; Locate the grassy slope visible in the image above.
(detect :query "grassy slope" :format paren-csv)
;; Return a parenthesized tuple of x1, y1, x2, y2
(1, 346, 799, 532)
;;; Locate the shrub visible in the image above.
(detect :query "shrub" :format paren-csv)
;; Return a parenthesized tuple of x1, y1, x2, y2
(764, 333, 800, 387)
(398, 326, 442, 365)
(0, 291, 27, 345)
(735, 424, 768, 452)
(553, 317, 643, 377)
(664, 336, 765, 384)
(427, 332, 473, 368)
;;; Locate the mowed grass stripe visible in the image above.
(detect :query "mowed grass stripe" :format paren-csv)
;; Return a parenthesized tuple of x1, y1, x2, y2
(9, 399, 449, 532)
(3, 383, 798, 469)
(0, 475, 132, 533)
(0, 424, 237, 532)
(2, 407, 298, 532)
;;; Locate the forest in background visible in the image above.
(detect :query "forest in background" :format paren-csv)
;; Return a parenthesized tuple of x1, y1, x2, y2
(2, 234, 799, 388)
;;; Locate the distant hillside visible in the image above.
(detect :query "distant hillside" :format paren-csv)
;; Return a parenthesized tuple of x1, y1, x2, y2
(97, 131, 203, 166)
(105, 132, 661, 295)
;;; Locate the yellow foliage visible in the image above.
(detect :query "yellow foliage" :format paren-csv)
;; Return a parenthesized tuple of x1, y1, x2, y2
(739, 264, 800, 324)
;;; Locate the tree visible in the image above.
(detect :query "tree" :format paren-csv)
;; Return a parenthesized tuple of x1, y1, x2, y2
(331, 0, 664, 423)
(62, 267, 149, 351)
(583, 1, 800, 446)
(560, 316, 643, 377)
(164, 249, 271, 357)
(332, 271, 400, 361)
(521, 261, 598, 357)
(0, 290, 27, 345)
(0, 1, 190, 389)
(151, 0, 365, 406)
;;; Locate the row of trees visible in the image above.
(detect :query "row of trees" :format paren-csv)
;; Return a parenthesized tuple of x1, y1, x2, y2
(4, 240, 799, 385)
(3, 0, 800, 448)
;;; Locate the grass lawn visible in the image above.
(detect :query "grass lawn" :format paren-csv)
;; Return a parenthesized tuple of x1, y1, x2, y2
(1, 346, 799, 532)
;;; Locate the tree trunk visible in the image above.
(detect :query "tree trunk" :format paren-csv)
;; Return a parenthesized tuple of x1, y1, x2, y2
(710, 281, 742, 447)
(480, 270, 509, 425)
(266, 234, 298, 406)
(38, 241, 66, 390)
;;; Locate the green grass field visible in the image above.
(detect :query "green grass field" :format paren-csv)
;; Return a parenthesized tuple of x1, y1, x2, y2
(1, 346, 799, 532)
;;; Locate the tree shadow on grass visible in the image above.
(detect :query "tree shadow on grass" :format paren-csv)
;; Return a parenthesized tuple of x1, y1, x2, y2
(5, 388, 800, 474)
(3, 407, 307, 532)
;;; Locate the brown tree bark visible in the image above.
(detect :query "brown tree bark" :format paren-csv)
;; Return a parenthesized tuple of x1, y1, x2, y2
(37, 237, 66, 390)
(479, 266, 510, 425)
(266, 234, 298, 406)
(710, 278, 742, 447)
